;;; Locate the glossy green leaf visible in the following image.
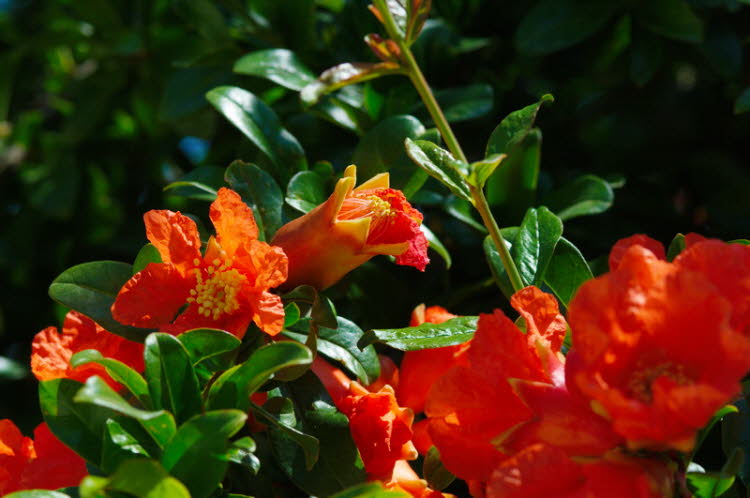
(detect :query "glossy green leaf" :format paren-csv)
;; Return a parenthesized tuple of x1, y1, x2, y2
(74, 376, 176, 448)
(80, 458, 190, 498)
(331, 483, 410, 497)
(359, 316, 477, 351)
(101, 418, 151, 471)
(285, 316, 381, 385)
(163, 166, 225, 201)
(515, 0, 622, 55)
(687, 447, 742, 498)
(161, 410, 247, 498)
(283, 285, 338, 329)
(207, 341, 313, 410)
(352, 115, 426, 190)
(233, 49, 315, 91)
(543, 237, 593, 306)
(144, 333, 202, 423)
(483, 231, 517, 300)
(512, 207, 563, 287)
(543, 175, 614, 221)
(286, 170, 327, 213)
(635, 0, 704, 43)
(270, 373, 366, 495)
(163, 181, 217, 201)
(39, 378, 115, 465)
(404, 138, 471, 202)
(71, 349, 151, 407)
(301, 62, 403, 106)
(485, 128, 541, 219)
(693, 405, 739, 459)
(284, 302, 301, 328)
(206, 86, 306, 182)
(0, 356, 27, 381)
(132, 244, 162, 275)
(421, 223, 452, 269)
(176, 328, 241, 366)
(227, 435, 260, 474)
(251, 398, 319, 470)
(224, 160, 284, 240)
(48, 261, 150, 342)
(5, 491, 72, 498)
(423, 446, 456, 491)
(667, 233, 687, 261)
(486, 95, 553, 157)
(734, 87, 750, 114)
(469, 153, 506, 189)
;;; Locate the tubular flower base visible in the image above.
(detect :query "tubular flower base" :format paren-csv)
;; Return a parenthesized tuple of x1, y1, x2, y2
(568, 240, 750, 452)
(0, 420, 87, 495)
(31, 310, 144, 389)
(271, 165, 429, 290)
(424, 287, 568, 482)
(112, 187, 288, 338)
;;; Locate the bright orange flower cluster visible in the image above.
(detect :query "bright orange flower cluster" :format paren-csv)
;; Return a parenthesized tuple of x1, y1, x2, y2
(31, 310, 144, 388)
(112, 187, 288, 338)
(417, 235, 750, 497)
(0, 420, 87, 495)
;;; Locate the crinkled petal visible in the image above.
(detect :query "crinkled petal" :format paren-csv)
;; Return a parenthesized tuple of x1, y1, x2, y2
(251, 291, 285, 337)
(112, 263, 192, 329)
(511, 286, 567, 352)
(210, 187, 259, 257)
(144, 210, 201, 272)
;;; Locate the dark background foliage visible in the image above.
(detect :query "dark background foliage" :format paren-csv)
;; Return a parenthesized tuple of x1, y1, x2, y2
(1, 0, 749, 439)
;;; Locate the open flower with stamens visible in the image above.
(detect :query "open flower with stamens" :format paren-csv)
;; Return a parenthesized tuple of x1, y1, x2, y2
(271, 165, 429, 290)
(568, 243, 750, 452)
(112, 188, 288, 338)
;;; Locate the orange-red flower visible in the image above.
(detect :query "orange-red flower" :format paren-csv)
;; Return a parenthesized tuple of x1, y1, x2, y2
(424, 287, 567, 482)
(112, 188, 288, 338)
(568, 243, 750, 452)
(271, 165, 429, 290)
(398, 305, 469, 415)
(31, 310, 144, 389)
(0, 420, 87, 495)
(486, 444, 673, 498)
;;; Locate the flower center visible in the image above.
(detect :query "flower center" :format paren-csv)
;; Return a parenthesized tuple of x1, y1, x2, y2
(628, 361, 691, 403)
(187, 258, 246, 320)
(366, 195, 394, 218)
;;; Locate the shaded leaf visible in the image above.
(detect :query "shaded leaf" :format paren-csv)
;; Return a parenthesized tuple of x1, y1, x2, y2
(404, 138, 471, 201)
(233, 49, 315, 91)
(301, 62, 403, 106)
(486, 95, 553, 157)
(358, 316, 477, 351)
(512, 207, 563, 287)
(176, 328, 241, 366)
(543, 237, 593, 307)
(635, 0, 703, 43)
(71, 349, 151, 407)
(543, 175, 614, 221)
(286, 171, 327, 213)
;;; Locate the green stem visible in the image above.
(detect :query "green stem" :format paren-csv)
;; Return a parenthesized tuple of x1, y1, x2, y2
(377, 2, 525, 292)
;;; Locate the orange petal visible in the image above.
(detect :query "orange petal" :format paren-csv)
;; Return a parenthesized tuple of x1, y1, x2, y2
(210, 188, 259, 257)
(251, 291, 285, 337)
(144, 210, 202, 273)
(609, 234, 665, 271)
(112, 263, 192, 329)
(511, 286, 567, 353)
(19, 423, 87, 492)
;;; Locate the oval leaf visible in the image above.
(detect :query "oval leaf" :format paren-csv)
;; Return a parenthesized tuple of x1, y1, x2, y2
(358, 316, 478, 351)
(233, 49, 315, 91)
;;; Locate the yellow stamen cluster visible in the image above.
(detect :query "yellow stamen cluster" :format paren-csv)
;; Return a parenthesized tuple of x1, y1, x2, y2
(367, 195, 394, 218)
(628, 361, 691, 403)
(186, 258, 246, 320)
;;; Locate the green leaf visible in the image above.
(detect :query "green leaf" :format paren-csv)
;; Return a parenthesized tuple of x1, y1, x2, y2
(269, 373, 366, 495)
(224, 160, 285, 240)
(515, 0, 622, 55)
(176, 328, 241, 366)
(133, 244, 162, 275)
(485, 128, 541, 219)
(694, 405, 739, 459)
(283, 285, 338, 329)
(635, 0, 703, 43)
(543, 237, 593, 306)
(486, 95, 553, 157)
(286, 170, 327, 213)
(484, 231, 517, 300)
(206, 86, 307, 182)
(251, 399, 319, 470)
(404, 138, 471, 202)
(233, 49, 315, 91)
(444, 196, 486, 232)
(359, 316, 477, 351)
(512, 207, 563, 287)
(5, 491, 72, 498)
(734, 87, 750, 115)
(163, 166, 225, 201)
(163, 181, 217, 200)
(74, 376, 177, 449)
(285, 316, 381, 385)
(469, 154, 506, 189)
(331, 483, 410, 497)
(543, 175, 614, 221)
(80, 459, 190, 498)
(161, 410, 247, 498)
(227, 435, 260, 474)
(144, 333, 202, 423)
(423, 446, 456, 491)
(48, 261, 150, 342)
(421, 224, 452, 269)
(301, 62, 403, 106)
(101, 418, 151, 471)
(667, 233, 687, 261)
(39, 378, 115, 465)
(70, 349, 151, 407)
(687, 472, 736, 498)
(0, 356, 27, 381)
(352, 115, 426, 191)
(284, 302, 302, 328)
(416, 84, 494, 124)
(207, 341, 313, 410)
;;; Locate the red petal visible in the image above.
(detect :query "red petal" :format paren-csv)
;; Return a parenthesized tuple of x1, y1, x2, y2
(609, 234, 665, 271)
(210, 187, 259, 258)
(144, 210, 201, 272)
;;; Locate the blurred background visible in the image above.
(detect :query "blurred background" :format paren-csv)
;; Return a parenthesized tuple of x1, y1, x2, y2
(1, 0, 749, 435)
